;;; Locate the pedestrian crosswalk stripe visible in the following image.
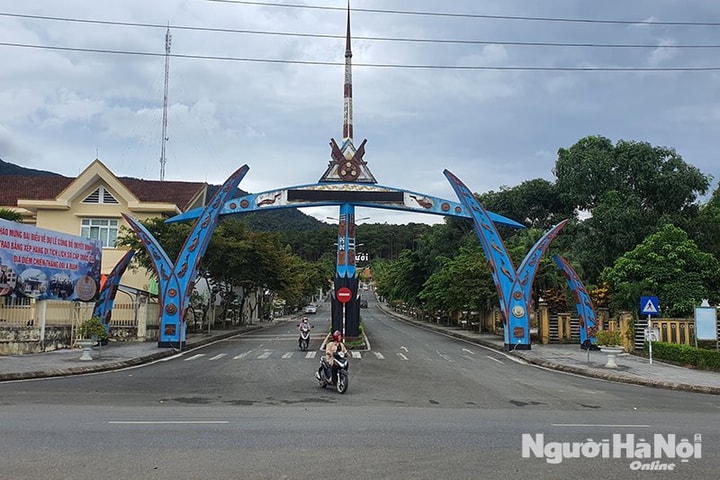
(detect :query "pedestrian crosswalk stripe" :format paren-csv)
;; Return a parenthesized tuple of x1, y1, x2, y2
(209, 354, 227, 361)
(257, 351, 272, 359)
(373, 352, 385, 359)
(305, 351, 317, 359)
(351, 351, 362, 359)
(233, 352, 249, 359)
(184, 354, 205, 361)
(281, 352, 293, 359)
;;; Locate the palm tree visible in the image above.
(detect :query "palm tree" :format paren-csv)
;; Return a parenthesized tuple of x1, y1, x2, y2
(0, 208, 23, 222)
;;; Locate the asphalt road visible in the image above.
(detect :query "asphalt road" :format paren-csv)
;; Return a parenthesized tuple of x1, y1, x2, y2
(1, 297, 718, 479)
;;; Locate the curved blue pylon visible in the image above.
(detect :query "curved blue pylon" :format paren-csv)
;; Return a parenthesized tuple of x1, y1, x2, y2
(93, 249, 135, 333)
(552, 254, 598, 346)
(123, 164, 250, 348)
(443, 169, 567, 350)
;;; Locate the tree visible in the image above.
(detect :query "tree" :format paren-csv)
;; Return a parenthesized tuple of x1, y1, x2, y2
(554, 135, 711, 283)
(601, 224, 720, 317)
(0, 208, 23, 222)
(419, 246, 497, 315)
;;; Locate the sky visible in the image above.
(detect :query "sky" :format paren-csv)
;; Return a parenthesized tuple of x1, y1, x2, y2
(1, 0, 719, 225)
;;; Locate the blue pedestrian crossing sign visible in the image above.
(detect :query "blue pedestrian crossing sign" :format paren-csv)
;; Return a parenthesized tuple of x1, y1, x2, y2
(640, 296, 660, 316)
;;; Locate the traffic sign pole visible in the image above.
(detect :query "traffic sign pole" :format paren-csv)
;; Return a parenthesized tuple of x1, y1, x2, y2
(648, 315, 653, 365)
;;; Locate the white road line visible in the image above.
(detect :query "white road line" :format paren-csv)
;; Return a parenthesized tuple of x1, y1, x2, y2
(159, 353, 184, 362)
(485, 355, 504, 364)
(209, 354, 227, 361)
(436, 351, 455, 363)
(374, 352, 385, 360)
(233, 352, 250, 360)
(396, 352, 408, 360)
(552, 424, 651, 428)
(257, 352, 272, 359)
(351, 351, 362, 359)
(281, 352, 293, 359)
(462, 348, 475, 355)
(183, 354, 205, 361)
(109, 421, 229, 425)
(400, 346, 409, 352)
(305, 351, 317, 359)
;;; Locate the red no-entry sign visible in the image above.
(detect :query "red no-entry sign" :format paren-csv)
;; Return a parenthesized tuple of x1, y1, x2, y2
(336, 287, 352, 304)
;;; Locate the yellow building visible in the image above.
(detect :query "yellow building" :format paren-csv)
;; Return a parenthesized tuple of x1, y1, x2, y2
(0, 159, 208, 293)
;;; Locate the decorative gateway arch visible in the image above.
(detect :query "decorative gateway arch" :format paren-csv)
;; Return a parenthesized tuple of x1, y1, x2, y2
(155, 3, 594, 350)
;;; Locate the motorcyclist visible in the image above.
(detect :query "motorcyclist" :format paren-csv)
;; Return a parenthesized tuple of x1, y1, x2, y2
(298, 317, 311, 348)
(316, 330, 348, 382)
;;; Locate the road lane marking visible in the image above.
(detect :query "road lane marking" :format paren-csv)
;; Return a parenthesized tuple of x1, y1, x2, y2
(233, 352, 250, 359)
(184, 354, 205, 361)
(351, 351, 362, 359)
(462, 348, 475, 355)
(485, 355, 504, 364)
(109, 421, 230, 425)
(552, 424, 650, 428)
(257, 352, 272, 359)
(374, 352, 385, 359)
(396, 353, 408, 360)
(281, 352, 293, 359)
(209, 354, 227, 361)
(400, 346, 409, 352)
(305, 351, 316, 359)
(436, 351, 455, 363)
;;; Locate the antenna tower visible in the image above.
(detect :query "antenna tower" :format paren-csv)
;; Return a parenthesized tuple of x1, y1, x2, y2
(160, 27, 171, 181)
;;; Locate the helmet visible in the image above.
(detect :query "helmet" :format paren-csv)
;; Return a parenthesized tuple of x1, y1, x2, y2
(332, 330, 342, 342)
(302, 317, 308, 322)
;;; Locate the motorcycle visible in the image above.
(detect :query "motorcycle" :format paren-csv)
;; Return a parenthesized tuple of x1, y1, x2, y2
(317, 350, 350, 394)
(298, 323, 313, 351)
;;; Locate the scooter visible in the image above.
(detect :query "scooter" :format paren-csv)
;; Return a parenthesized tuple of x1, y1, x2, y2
(298, 323, 313, 351)
(316, 350, 350, 394)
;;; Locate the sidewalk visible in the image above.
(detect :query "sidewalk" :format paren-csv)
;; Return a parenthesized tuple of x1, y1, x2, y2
(1, 311, 718, 395)
(0, 320, 277, 382)
(380, 305, 720, 396)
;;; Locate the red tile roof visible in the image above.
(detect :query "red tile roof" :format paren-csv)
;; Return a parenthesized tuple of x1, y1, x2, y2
(0, 174, 206, 212)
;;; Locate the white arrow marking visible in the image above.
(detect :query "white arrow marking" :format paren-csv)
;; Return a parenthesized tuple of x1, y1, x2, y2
(396, 353, 408, 360)
(462, 348, 475, 355)
(401, 346, 409, 352)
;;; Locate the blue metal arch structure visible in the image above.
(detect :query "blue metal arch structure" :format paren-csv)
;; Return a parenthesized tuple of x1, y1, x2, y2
(93, 249, 135, 333)
(123, 165, 249, 348)
(553, 254, 599, 346)
(166, 181, 525, 229)
(444, 169, 567, 350)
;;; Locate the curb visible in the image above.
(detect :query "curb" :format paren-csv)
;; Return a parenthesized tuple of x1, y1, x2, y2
(0, 324, 264, 382)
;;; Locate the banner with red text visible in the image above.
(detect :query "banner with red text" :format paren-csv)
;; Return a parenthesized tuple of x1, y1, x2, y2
(0, 219, 102, 301)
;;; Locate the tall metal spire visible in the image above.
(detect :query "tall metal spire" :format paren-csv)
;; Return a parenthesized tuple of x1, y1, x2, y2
(342, 1, 353, 141)
(160, 27, 171, 181)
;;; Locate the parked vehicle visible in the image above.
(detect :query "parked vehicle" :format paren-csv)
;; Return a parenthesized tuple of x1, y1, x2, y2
(303, 304, 318, 314)
(317, 350, 350, 394)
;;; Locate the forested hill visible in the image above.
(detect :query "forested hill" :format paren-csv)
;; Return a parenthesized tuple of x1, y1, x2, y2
(0, 159, 64, 177)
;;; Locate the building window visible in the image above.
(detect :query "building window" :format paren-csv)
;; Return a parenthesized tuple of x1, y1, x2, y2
(82, 186, 119, 205)
(81, 218, 119, 248)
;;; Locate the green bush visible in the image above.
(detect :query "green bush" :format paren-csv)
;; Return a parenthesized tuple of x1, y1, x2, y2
(646, 342, 720, 371)
(79, 316, 108, 341)
(596, 329, 622, 346)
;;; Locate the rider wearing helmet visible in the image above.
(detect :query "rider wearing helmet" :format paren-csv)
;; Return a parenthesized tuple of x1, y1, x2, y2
(317, 330, 348, 382)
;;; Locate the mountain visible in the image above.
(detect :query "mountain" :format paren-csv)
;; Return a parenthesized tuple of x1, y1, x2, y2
(0, 159, 64, 177)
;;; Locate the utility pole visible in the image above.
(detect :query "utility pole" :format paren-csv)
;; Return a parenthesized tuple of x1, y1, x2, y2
(160, 27, 171, 181)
